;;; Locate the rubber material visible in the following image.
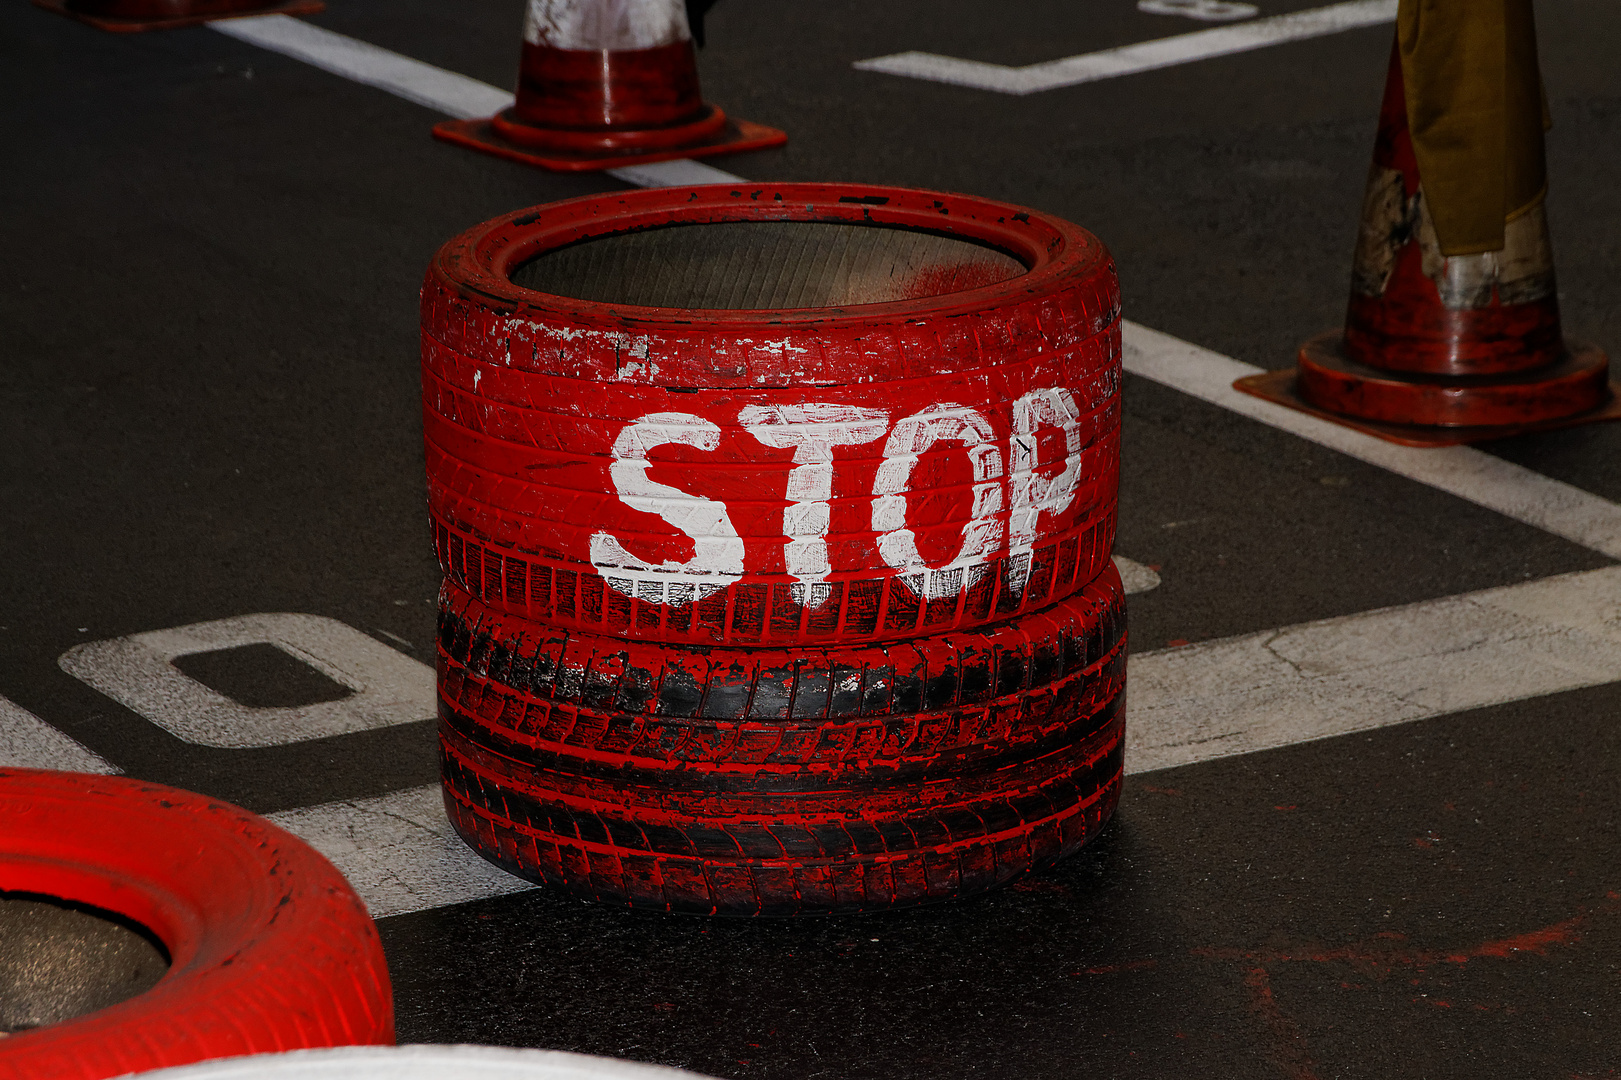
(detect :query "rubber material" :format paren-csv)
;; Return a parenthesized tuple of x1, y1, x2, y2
(436, 564, 1126, 915)
(421, 184, 1122, 646)
(129, 1045, 721, 1080)
(0, 770, 394, 1080)
(436, 573, 1125, 772)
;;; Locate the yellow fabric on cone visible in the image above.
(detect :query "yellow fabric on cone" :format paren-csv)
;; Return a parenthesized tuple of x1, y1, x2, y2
(1396, 0, 1548, 256)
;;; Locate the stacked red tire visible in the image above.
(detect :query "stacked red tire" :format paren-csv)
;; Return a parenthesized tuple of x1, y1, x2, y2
(422, 183, 1126, 914)
(0, 770, 393, 1080)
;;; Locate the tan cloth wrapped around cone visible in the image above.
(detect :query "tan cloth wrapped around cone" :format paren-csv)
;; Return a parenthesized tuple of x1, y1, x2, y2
(1397, 0, 1550, 256)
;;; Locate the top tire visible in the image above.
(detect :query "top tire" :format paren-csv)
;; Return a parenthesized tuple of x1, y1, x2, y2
(422, 183, 1121, 647)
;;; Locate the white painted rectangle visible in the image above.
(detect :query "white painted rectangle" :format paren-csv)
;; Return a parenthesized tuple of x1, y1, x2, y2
(59, 614, 435, 748)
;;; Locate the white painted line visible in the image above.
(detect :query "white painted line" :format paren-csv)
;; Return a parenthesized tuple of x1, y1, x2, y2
(0, 694, 119, 774)
(1121, 320, 1621, 561)
(605, 158, 747, 187)
(267, 782, 536, 918)
(210, 14, 513, 120)
(1113, 554, 1162, 594)
(1127, 564, 1621, 773)
(59, 614, 434, 749)
(207, 15, 744, 187)
(853, 0, 1397, 95)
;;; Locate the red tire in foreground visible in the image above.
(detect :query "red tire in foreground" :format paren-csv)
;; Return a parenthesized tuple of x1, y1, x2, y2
(436, 563, 1126, 916)
(0, 770, 394, 1080)
(421, 183, 1122, 648)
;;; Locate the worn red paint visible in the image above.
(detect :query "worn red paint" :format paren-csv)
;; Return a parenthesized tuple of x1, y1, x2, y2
(1195, 896, 1610, 974)
(434, 565, 1128, 915)
(422, 186, 1126, 913)
(422, 185, 1122, 647)
(1241, 967, 1323, 1080)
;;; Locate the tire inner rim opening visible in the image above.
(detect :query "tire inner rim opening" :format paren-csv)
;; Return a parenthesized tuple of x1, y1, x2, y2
(0, 893, 170, 1034)
(511, 221, 1028, 309)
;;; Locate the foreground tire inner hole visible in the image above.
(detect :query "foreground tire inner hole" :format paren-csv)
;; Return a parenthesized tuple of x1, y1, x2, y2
(512, 220, 1027, 309)
(0, 893, 170, 1034)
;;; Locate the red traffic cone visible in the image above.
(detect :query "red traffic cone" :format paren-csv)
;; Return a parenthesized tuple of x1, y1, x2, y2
(1238, 20, 1616, 446)
(434, 0, 785, 172)
(35, 0, 322, 33)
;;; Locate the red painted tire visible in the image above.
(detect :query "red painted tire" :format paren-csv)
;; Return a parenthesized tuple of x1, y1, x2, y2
(435, 563, 1126, 916)
(421, 183, 1121, 647)
(0, 771, 394, 1080)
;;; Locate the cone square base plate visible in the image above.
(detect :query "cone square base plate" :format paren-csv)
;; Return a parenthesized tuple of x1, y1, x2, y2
(1236, 337, 1621, 448)
(432, 115, 787, 173)
(33, 0, 322, 31)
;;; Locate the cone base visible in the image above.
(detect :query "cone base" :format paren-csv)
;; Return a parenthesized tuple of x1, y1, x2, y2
(33, 0, 322, 32)
(432, 113, 786, 173)
(1233, 332, 1619, 447)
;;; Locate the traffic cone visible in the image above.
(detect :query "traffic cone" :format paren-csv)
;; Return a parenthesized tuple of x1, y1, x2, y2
(1237, 6, 1616, 446)
(434, 0, 785, 172)
(35, 0, 321, 33)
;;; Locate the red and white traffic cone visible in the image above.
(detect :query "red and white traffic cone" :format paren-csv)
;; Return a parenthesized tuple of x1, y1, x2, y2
(35, 0, 321, 33)
(1239, 24, 1616, 445)
(434, 0, 785, 172)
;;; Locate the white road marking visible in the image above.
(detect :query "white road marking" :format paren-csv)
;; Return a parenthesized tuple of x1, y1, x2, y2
(1121, 321, 1621, 561)
(267, 783, 534, 918)
(1113, 555, 1162, 594)
(59, 614, 434, 749)
(605, 158, 746, 187)
(210, 14, 512, 120)
(852, 0, 1396, 95)
(1128, 564, 1621, 773)
(207, 14, 745, 187)
(0, 694, 118, 774)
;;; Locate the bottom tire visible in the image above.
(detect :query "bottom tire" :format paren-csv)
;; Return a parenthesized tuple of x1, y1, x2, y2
(439, 564, 1128, 915)
(0, 770, 394, 1080)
